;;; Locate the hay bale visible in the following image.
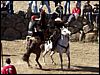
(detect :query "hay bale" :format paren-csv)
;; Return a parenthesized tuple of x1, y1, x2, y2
(70, 32, 80, 42)
(83, 24, 93, 33)
(85, 32, 97, 42)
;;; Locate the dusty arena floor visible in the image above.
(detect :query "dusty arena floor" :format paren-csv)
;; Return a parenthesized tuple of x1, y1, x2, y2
(1, 40, 99, 74)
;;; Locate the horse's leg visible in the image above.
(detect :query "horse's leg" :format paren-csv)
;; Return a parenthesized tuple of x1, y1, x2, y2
(67, 53, 70, 69)
(42, 50, 49, 65)
(79, 30, 84, 41)
(22, 53, 32, 67)
(58, 46, 63, 69)
(59, 52, 63, 69)
(50, 51, 56, 65)
(66, 47, 70, 69)
(35, 53, 42, 69)
(97, 31, 99, 43)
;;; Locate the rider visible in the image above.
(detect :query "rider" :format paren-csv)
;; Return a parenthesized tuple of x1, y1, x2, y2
(28, 9, 46, 42)
(39, 9, 47, 31)
(65, 2, 81, 25)
(28, 15, 37, 37)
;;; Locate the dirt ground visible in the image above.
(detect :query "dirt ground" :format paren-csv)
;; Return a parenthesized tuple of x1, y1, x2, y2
(1, 40, 99, 74)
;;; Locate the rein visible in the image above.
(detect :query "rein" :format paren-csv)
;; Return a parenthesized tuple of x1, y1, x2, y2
(58, 43, 69, 49)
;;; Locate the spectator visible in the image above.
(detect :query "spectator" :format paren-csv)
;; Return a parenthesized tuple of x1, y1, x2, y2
(82, 1, 93, 25)
(64, 0, 70, 15)
(55, 3, 63, 18)
(6, 1, 14, 15)
(93, 3, 99, 30)
(53, 1, 61, 7)
(1, 1, 8, 17)
(74, 1, 81, 9)
(1, 1, 7, 11)
(28, 1, 33, 8)
(39, 1, 51, 14)
(28, 1, 38, 13)
(74, 1, 81, 15)
(1, 58, 17, 74)
(66, 3, 81, 25)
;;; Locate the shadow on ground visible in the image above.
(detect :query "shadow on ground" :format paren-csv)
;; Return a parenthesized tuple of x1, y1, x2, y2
(35, 65, 99, 73)
(2, 54, 17, 57)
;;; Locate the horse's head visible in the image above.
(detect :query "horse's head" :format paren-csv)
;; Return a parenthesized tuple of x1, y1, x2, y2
(61, 26, 71, 36)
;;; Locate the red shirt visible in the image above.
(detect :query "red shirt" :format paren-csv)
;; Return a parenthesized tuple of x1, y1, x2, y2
(1, 64, 17, 74)
(72, 7, 81, 15)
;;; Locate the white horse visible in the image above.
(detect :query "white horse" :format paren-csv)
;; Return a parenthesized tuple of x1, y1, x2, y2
(42, 17, 71, 69)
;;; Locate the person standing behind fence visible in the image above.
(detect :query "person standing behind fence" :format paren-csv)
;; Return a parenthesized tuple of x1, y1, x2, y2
(53, 1, 61, 7)
(1, 1, 7, 11)
(64, 0, 70, 15)
(55, 3, 63, 18)
(1, 58, 17, 74)
(39, 1, 51, 14)
(93, 3, 99, 30)
(6, 1, 14, 15)
(28, 1, 38, 13)
(82, 1, 93, 25)
(65, 3, 81, 25)
(74, 1, 81, 9)
(74, 1, 81, 15)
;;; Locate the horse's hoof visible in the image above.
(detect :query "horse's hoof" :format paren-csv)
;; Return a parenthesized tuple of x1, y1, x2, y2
(61, 67, 63, 70)
(29, 65, 33, 68)
(39, 65, 42, 69)
(52, 62, 56, 65)
(60, 66, 63, 69)
(35, 64, 37, 66)
(68, 66, 70, 69)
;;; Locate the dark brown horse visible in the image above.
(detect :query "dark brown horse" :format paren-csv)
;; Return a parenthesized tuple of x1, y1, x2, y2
(22, 9, 50, 69)
(22, 35, 42, 69)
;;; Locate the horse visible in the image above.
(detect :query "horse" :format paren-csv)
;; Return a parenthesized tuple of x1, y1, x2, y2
(22, 9, 51, 69)
(42, 14, 85, 69)
(42, 22, 71, 69)
(22, 35, 42, 69)
(22, 11, 84, 69)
